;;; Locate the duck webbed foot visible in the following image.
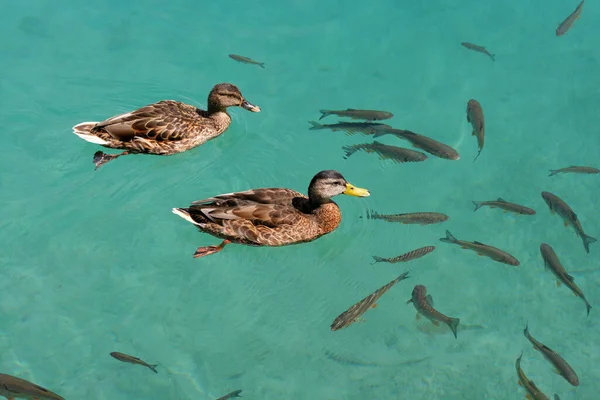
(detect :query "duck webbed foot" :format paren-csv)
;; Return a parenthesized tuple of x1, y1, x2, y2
(193, 240, 231, 259)
(93, 151, 130, 170)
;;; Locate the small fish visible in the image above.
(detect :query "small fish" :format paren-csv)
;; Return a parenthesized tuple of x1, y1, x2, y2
(556, 0, 584, 36)
(318, 109, 393, 121)
(110, 351, 158, 373)
(549, 165, 600, 176)
(406, 285, 460, 338)
(516, 352, 551, 400)
(342, 141, 427, 163)
(472, 197, 536, 215)
(216, 389, 242, 400)
(372, 245, 436, 264)
(373, 128, 460, 160)
(366, 210, 448, 225)
(540, 243, 592, 315)
(331, 271, 410, 331)
(308, 120, 390, 135)
(466, 99, 485, 162)
(0, 374, 65, 400)
(541, 191, 597, 253)
(461, 42, 495, 61)
(228, 54, 265, 68)
(440, 230, 520, 266)
(524, 323, 580, 386)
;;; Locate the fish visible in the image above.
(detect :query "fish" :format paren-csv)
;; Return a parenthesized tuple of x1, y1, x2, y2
(461, 42, 495, 61)
(516, 352, 551, 400)
(524, 323, 580, 386)
(549, 165, 600, 176)
(406, 284, 460, 338)
(308, 120, 391, 135)
(330, 271, 410, 331)
(554, 395, 560, 400)
(0, 374, 65, 400)
(540, 243, 592, 315)
(366, 210, 449, 225)
(324, 350, 430, 368)
(318, 109, 393, 121)
(466, 99, 485, 162)
(439, 230, 520, 266)
(228, 54, 265, 68)
(342, 141, 427, 163)
(372, 245, 436, 264)
(556, 0, 584, 36)
(216, 389, 242, 400)
(472, 198, 536, 215)
(110, 351, 158, 373)
(541, 191, 596, 253)
(373, 128, 460, 160)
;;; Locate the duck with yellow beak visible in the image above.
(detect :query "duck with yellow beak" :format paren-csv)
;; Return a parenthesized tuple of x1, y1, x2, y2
(172, 170, 370, 258)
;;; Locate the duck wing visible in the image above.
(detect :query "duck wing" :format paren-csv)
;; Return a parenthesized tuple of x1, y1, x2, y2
(93, 100, 201, 142)
(190, 202, 302, 228)
(191, 188, 305, 207)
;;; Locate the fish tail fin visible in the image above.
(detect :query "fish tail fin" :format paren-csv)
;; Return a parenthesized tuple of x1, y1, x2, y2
(473, 150, 482, 162)
(490, 54, 495, 62)
(439, 230, 457, 244)
(448, 318, 460, 339)
(585, 299, 592, 316)
(318, 110, 331, 120)
(366, 209, 379, 220)
(523, 322, 530, 338)
(472, 201, 483, 212)
(548, 169, 559, 177)
(583, 234, 597, 253)
(308, 120, 323, 130)
(371, 256, 386, 264)
(259, 62, 265, 69)
(148, 364, 158, 373)
(341, 145, 357, 159)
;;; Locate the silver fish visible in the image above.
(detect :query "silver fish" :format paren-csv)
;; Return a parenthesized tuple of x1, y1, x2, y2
(110, 351, 158, 373)
(516, 352, 550, 400)
(461, 42, 495, 61)
(308, 120, 390, 135)
(318, 109, 393, 121)
(556, 0, 584, 36)
(216, 389, 242, 400)
(407, 284, 460, 338)
(331, 271, 410, 331)
(472, 197, 536, 215)
(372, 245, 436, 264)
(0, 373, 64, 400)
(228, 54, 265, 68)
(540, 243, 591, 315)
(366, 210, 448, 225)
(549, 165, 599, 176)
(342, 141, 427, 163)
(373, 128, 460, 160)
(524, 324, 579, 386)
(466, 99, 485, 162)
(440, 230, 520, 266)
(541, 191, 596, 253)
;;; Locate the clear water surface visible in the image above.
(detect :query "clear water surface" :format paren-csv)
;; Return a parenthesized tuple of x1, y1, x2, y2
(1, 1, 599, 399)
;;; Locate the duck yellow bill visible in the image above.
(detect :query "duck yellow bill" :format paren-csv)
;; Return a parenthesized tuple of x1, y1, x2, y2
(343, 182, 370, 197)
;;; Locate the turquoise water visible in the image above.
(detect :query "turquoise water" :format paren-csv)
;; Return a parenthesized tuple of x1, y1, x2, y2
(1, 0, 599, 399)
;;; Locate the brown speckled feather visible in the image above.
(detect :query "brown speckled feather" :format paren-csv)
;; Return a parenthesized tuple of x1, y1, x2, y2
(182, 188, 343, 246)
(89, 100, 230, 154)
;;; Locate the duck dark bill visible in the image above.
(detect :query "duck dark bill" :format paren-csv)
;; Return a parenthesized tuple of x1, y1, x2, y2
(343, 183, 370, 197)
(241, 100, 260, 112)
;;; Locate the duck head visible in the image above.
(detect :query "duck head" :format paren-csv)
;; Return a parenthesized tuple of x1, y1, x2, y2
(208, 83, 260, 113)
(307, 170, 370, 204)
